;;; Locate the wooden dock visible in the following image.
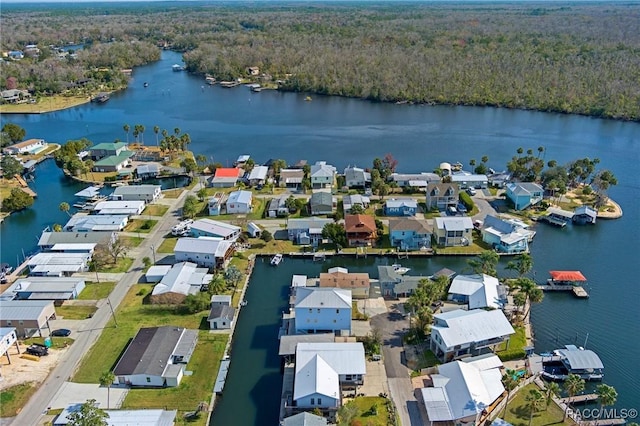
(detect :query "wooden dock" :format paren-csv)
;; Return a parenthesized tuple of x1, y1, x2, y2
(537, 215, 568, 227)
(560, 393, 598, 404)
(581, 420, 626, 426)
(14, 175, 37, 197)
(537, 284, 589, 298)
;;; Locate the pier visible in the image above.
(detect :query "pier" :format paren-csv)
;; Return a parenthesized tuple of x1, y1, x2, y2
(537, 284, 589, 298)
(560, 393, 598, 404)
(537, 215, 568, 227)
(14, 175, 37, 197)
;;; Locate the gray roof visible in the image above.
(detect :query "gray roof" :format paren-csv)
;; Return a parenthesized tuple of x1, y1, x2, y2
(482, 215, 514, 235)
(278, 333, 335, 356)
(294, 287, 351, 309)
(283, 412, 328, 426)
(388, 217, 431, 234)
(507, 182, 543, 195)
(0, 300, 54, 320)
(55, 407, 177, 426)
(38, 231, 112, 247)
(385, 198, 418, 209)
(288, 217, 333, 231)
(112, 184, 160, 196)
(557, 346, 604, 370)
(435, 217, 474, 231)
(208, 305, 235, 321)
(310, 191, 333, 206)
(574, 205, 597, 218)
(214, 359, 230, 393)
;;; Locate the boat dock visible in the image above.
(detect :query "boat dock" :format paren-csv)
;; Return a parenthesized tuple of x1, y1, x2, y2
(219, 81, 241, 88)
(537, 215, 568, 227)
(560, 393, 598, 404)
(537, 284, 589, 298)
(14, 175, 37, 197)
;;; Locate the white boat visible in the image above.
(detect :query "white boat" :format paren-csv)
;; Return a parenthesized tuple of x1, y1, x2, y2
(270, 253, 283, 266)
(392, 264, 410, 275)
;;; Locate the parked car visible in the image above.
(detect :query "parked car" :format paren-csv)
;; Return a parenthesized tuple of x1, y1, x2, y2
(466, 187, 477, 196)
(26, 344, 48, 357)
(51, 328, 71, 337)
(457, 202, 468, 213)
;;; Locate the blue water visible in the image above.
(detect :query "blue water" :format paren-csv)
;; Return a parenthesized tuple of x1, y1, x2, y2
(1, 50, 638, 417)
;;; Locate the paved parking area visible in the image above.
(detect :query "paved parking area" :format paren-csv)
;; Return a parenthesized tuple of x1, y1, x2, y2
(49, 382, 128, 410)
(357, 359, 389, 397)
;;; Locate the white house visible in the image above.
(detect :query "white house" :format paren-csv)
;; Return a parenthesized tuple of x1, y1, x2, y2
(247, 222, 262, 238)
(93, 200, 145, 216)
(174, 237, 234, 270)
(112, 184, 161, 203)
(0, 328, 19, 364)
(5, 277, 86, 302)
(448, 274, 504, 309)
(54, 407, 177, 426)
(310, 161, 336, 189)
(420, 354, 505, 424)
(2, 138, 46, 155)
(113, 326, 198, 387)
(26, 253, 90, 277)
(434, 217, 474, 247)
(343, 166, 371, 188)
(429, 309, 515, 362)
(287, 217, 333, 247)
(226, 190, 253, 214)
(247, 165, 268, 186)
(145, 265, 172, 283)
(294, 287, 352, 334)
(150, 262, 212, 304)
(208, 295, 235, 330)
(63, 214, 129, 232)
(189, 219, 241, 241)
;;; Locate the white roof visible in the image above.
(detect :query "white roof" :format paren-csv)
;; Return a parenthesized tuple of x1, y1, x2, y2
(310, 163, 336, 178)
(227, 190, 253, 205)
(294, 287, 351, 309)
(557, 346, 604, 370)
(211, 294, 232, 304)
(422, 357, 504, 421)
(294, 353, 340, 400)
(174, 237, 233, 257)
(65, 214, 128, 231)
(432, 309, 514, 349)
(190, 219, 240, 238)
(113, 185, 160, 196)
(236, 154, 250, 162)
(94, 200, 145, 210)
(296, 342, 366, 376)
(287, 217, 333, 230)
(435, 216, 474, 231)
(0, 300, 54, 320)
(247, 166, 268, 181)
(27, 253, 89, 272)
(152, 262, 212, 297)
(291, 275, 308, 287)
(55, 406, 177, 426)
(145, 265, 171, 280)
(327, 267, 348, 274)
(448, 274, 501, 309)
(386, 198, 418, 208)
(74, 186, 101, 198)
(4, 277, 84, 298)
(50, 243, 96, 252)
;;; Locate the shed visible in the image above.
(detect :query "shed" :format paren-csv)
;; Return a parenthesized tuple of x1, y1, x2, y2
(145, 265, 172, 283)
(247, 222, 261, 238)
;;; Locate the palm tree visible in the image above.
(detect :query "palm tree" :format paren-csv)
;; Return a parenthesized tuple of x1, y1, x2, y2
(138, 124, 145, 144)
(153, 125, 160, 146)
(537, 146, 545, 158)
(59, 202, 71, 217)
(545, 381, 561, 408)
(501, 369, 519, 417)
(526, 389, 546, 426)
(506, 253, 533, 278)
(99, 371, 116, 409)
(596, 384, 617, 423)
(467, 250, 499, 276)
(481, 155, 489, 164)
(564, 374, 585, 420)
(174, 127, 181, 136)
(123, 124, 130, 143)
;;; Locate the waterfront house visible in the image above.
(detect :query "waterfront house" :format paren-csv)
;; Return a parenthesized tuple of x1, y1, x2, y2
(344, 214, 377, 247)
(388, 217, 432, 251)
(434, 217, 474, 247)
(384, 198, 418, 216)
(46, 242, 96, 255)
(150, 262, 212, 304)
(247, 165, 268, 186)
(92, 151, 134, 172)
(4, 277, 86, 303)
(505, 182, 544, 210)
(487, 171, 512, 188)
(37, 231, 114, 251)
(309, 191, 335, 216)
(93, 200, 145, 216)
(294, 287, 352, 334)
(64, 213, 129, 232)
(283, 412, 328, 426)
(481, 215, 531, 254)
(319, 267, 370, 299)
(0, 300, 56, 338)
(343, 166, 371, 188)
(211, 294, 232, 306)
(342, 194, 370, 214)
(226, 190, 253, 214)
(450, 172, 488, 189)
(377, 266, 424, 298)
(293, 342, 366, 411)
(89, 142, 128, 161)
(0, 89, 30, 104)
(208, 194, 223, 216)
(246, 66, 260, 76)
(268, 195, 290, 218)
(113, 326, 198, 387)
(2, 138, 46, 155)
(287, 218, 334, 247)
(279, 169, 305, 189)
(420, 354, 505, 424)
(211, 167, 241, 187)
(426, 183, 460, 210)
(310, 162, 336, 189)
(135, 163, 161, 179)
(54, 407, 177, 426)
(189, 219, 241, 241)
(208, 295, 235, 330)
(174, 237, 234, 270)
(112, 184, 161, 203)
(429, 309, 514, 362)
(234, 155, 251, 167)
(26, 252, 90, 277)
(388, 172, 440, 188)
(447, 274, 505, 309)
(0, 328, 18, 363)
(573, 205, 597, 225)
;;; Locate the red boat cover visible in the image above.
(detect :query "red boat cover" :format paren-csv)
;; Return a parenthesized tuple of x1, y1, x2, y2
(549, 271, 587, 281)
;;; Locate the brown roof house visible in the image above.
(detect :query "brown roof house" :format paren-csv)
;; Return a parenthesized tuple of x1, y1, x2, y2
(319, 267, 370, 299)
(345, 214, 377, 247)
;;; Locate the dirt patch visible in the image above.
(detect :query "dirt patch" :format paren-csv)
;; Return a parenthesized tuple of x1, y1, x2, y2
(0, 343, 68, 391)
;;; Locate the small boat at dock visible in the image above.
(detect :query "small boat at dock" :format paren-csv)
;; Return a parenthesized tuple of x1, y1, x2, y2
(541, 344, 604, 381)
(172, 64, 185, 72)
(392, 264, 410, 275)
(270, 253, 283, 266)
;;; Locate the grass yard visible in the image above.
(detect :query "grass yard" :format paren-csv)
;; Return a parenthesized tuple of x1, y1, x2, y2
(162, 188, 184, 199)
(0, 95, 90, 114)
(119, 235, 144, 247)
(496, 326, 527, 361)
(157, 237, 178, 253)
(125, 219, 158, 233)
(503, 384, 575, 426)
(101, 257, 134, 273)
(0, 383, 37, 417)
(340, 396, 395, 426)
(77, 282, 117, 300)
(73, 285, 212, 383)
(144, 204, 169, 216)
(56, 304, 98, 320)
(24, 336, 74, 349)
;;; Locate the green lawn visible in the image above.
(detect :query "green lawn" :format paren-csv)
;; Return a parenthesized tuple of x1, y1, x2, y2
(503, 384, 575, 426)
(102, 257, 134, 273)
(24, 336, 74, 349)
(125, 219, 158, 233)
(78, 282, 117, 300)
(157, 237, 178, 253)
(0, 383, 37, 417)
(496, 326, 527, 361)
(56, 304, 98, 320)
(143, 204, 169, 216)
(162, 188, 184, 199)
(340, 396, 395, 426)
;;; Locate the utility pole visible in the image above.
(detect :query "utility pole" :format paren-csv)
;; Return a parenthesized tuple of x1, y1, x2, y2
(107, 297, 118, 327)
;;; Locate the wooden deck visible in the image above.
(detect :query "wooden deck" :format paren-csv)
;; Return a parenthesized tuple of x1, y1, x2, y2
(560, 393, 598, 404)
(537, 284, 589, 298)
(14, 175, 37, 197)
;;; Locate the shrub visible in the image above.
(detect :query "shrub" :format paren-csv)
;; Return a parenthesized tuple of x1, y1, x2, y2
(459, 191, 474, 211)
(261, 230, 273, 242)
(136, 288, 147, 296)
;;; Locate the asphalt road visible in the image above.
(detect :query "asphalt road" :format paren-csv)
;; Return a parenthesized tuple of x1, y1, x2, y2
(11, 189, 190, 426)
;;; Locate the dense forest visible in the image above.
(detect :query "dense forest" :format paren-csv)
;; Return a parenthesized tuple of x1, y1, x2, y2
(1, 2, 639, 120)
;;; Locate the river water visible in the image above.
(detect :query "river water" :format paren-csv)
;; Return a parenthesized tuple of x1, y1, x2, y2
(1, 50, 638, 420)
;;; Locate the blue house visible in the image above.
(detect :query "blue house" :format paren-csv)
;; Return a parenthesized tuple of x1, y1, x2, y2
(389, 217, 432, 251)
(481, 215, 531, 254)
(505, 183, 544, 210)
(384, 198, 418, 216)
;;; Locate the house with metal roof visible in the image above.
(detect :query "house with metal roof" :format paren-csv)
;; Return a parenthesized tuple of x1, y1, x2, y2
(226, 190, 253, 214)
(2, 138, 47, 155)
(310, 162, 336, 189)
(426, 183, 460, 210)
(211, 167, 241, 187)
(447, 274, 505, 309)
(268, 195, 290, 218)
(26, 252, 90, 277)
(573, 205, 597, 225)
(189, 218, 241, 241)
(388, 172, 440, 188)
(279, 168, 305, 189)
(450, 172, 488, 189)
(54, 407, 177, 426)
(343, 166, 371, 188)
(318, 267, 370, 299)
(92, 151, 134, 172)
(481, 215, 532, 254)
(247, 165, 268, 186)
(429, 309, 515, 362)
(135, 163, 161, 179)
(384, 198, 418, 217)
(0, 300, 56, 338)
(37, 231, 114, 251)
(287, 218, 333, 247)
(505, 182, 544, 210)
(388, 217, 432, 251)
(150, 262, 212, 304)
(434, 217, 474, 247)
(283, 412, 328, 426)
(4, 277, 86, 302)
(89, 142, 128, 160)
(145, 265, 172, 283)
(112, 184, 161, 203)
(174, 237, 235, 270)
(377, 266, 425, 298)
(309, 191, 335, 216)
(113, 326, 198, 387)
(420, 354, 504, 423)
(0, 328, 19, 364)
(342, 194, 370, 214)
(93, 200, 145, 216)
(64, 214, 129, 232)
(294, 288, 352, 334)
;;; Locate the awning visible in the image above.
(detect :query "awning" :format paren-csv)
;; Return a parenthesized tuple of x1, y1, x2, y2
(549, 271, 587, 281)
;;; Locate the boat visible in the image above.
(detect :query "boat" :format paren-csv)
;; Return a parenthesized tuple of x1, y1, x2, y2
(541, 345, 604, 381)
(270, 253, 283, 266)
(144, 82, 149, 87)
(91, 92, 110, 103)
(240, 300, 247, 307)
(172, 64, 184, 72)
(305, 96, 312, 101)
(392, 264, 410, 275)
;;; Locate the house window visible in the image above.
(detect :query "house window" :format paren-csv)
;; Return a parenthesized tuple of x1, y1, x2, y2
(317, 398, 322, 405)
(6, 321, 11, 326)
(19, 320, 24, 325)
(317, 309, 320, 313)
(146, 377, 151, 383)
(309, 309, 312, 313)
(310, 398, 315, 405)
(336, 309, 339, 314)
